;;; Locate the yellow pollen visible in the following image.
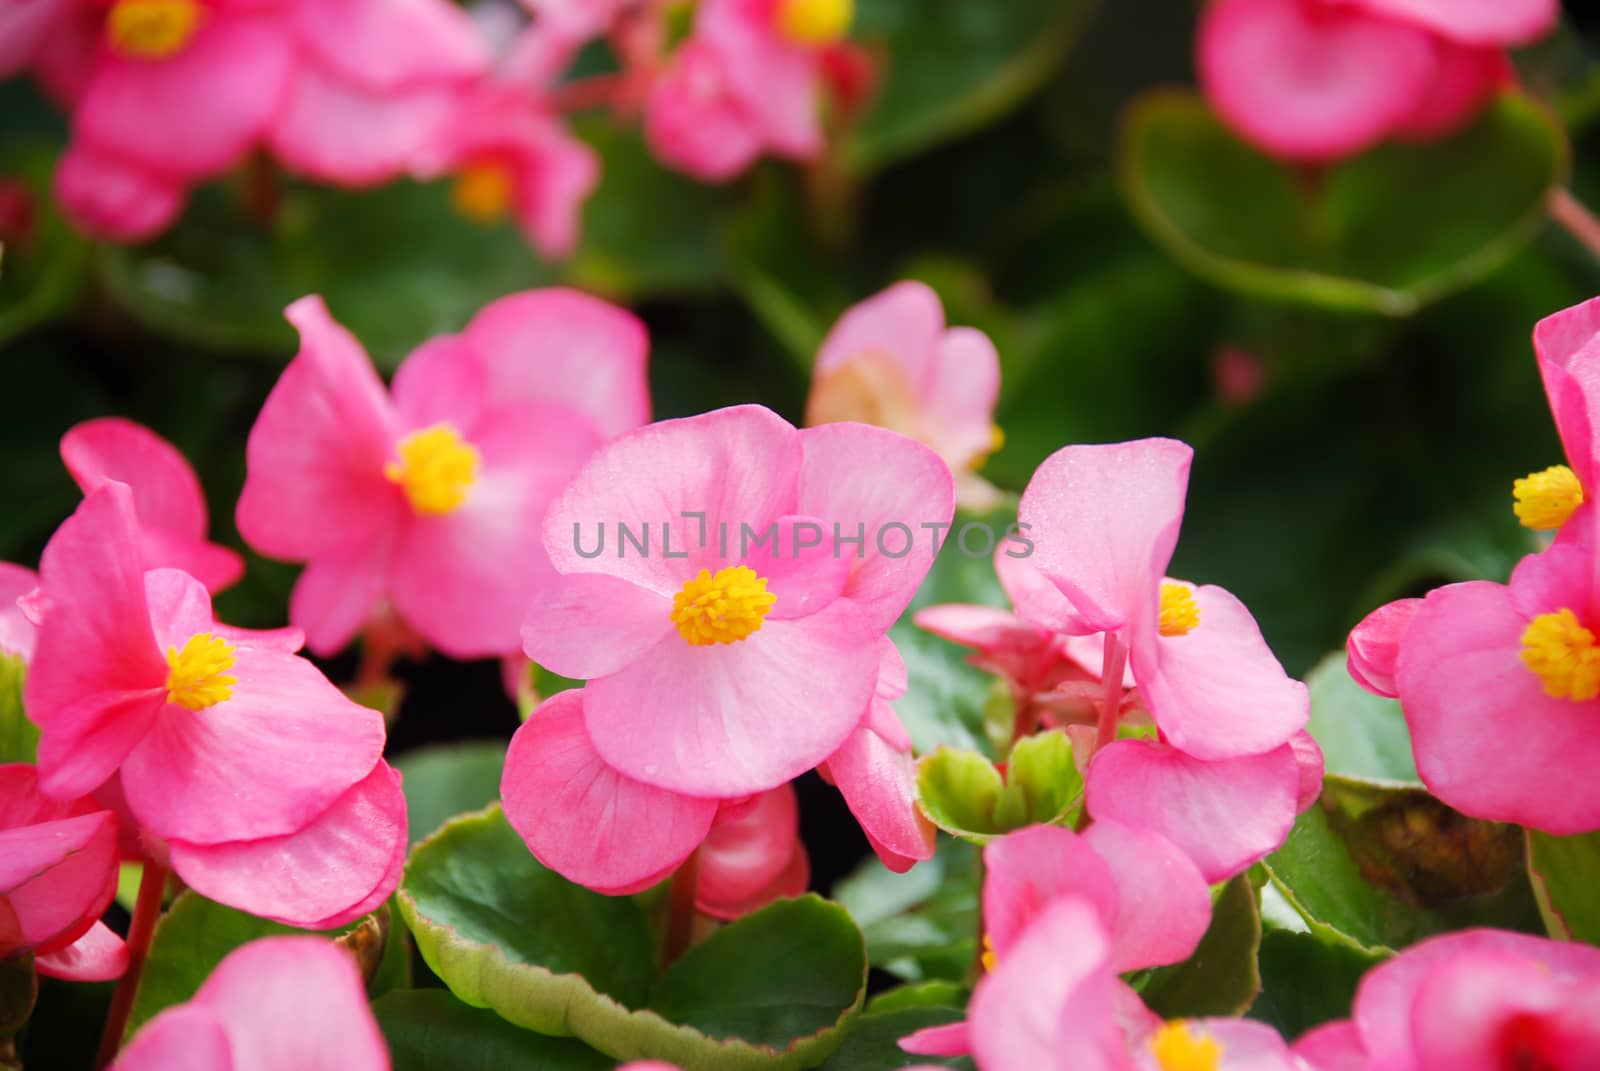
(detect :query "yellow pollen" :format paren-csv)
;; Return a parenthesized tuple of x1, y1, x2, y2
(106, 0, 203, 59)
(980, 933, 996, 973)
(776, 0, 852, 45)
(384, 424, 480, 516)
(1514, 465, 1584, 531)
(671, 566, 777, 646)
(1521, 608, 1600, 701)
(165, 633, 237, 711)
(1149, 1021, 1223, 1071)
(1159, 582, 1200, 637)
(450, 161, 514, 225)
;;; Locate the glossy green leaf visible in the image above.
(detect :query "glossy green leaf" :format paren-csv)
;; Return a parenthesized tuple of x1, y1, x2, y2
(399, 806, 866, 1069)
(1304, 653, 1418, 785)
(817, 1005, 972, 1070)
(1120, 90, 1566, 315)
(834, 838, 978, 983)
(917, 731, 1083, 844)
(0, 654, 37, 765)
(394, 741, 506, 847)
(374, 989, 613, 1071)
(1248, 929, 1384, 1041)
(1527, 829, 1600, 944)
(1138, 876, 1261, 1019)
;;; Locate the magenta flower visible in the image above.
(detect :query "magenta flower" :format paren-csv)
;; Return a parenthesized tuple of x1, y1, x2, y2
(1293, 929, 1600, 1070)
(806, 281, 1005, 510)
(112, 935, 390, 1071)
(521, 404, 953, 797)
(1510, 295, 1600, 538)
(25, 483, 404, 928)
(238, 290, 647, 659)
(0, 562, 39, 661)
(1016, 438, 1312, 880)
(1, 763, 126, 982)
(61, 417, 243, 594)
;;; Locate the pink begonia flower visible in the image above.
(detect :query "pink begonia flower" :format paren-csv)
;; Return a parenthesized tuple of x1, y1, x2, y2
(522, 404, 952, 797)
(11, 0, 486, 240)
(1016, 438, 1311, 880)
(806, 281, 1005, 511)
(0, 763, 127, 982)
(694, 783, 809, 919)
(24, 483, 404, 928)
(61, 417, 243, 593)
(238, 290, 646, 659)
(112, 935, 390, 1071)
(1505, 295, 1600, 540)
(0, 563, 39, 661)
(644, 0, 843, 180)
(1300, 929, 1600, 1070)
(1346, 597, 1423, 698)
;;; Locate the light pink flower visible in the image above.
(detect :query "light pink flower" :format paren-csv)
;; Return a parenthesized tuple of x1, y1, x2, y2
(61, 418, 243, 593)
(521, 405, 953, 798)
(238, 290, 647, 659)
(112, 935, 390, 1071)
(0, 763, 126, 982)
(0, 563, 39, 661)
(1300, 929, 1600, 1070)
(25, 483, 404, 928)
(1337, 0, 1558, 46)
(807, 281, 1004, 510)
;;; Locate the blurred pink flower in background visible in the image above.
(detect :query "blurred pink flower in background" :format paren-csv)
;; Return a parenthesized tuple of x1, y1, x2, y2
(0, 763, 126, 982)
(25, 483, 404, 929)
(112, 936, 390, 1071)
(238, 289, 648, 659)
(0, 563, 40, 661)
(807, 281, 1005, 511)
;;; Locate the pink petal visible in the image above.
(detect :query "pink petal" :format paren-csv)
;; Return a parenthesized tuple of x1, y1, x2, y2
(585, 601, 880, 796)
(35, 920, 129, 982)
(35, 690, 166, 801)
(1289, 729, 1326, 813)
(1396, 577, 1600, 832)
(1292, 1021, 1367, 1071)
(1086, 738, 1301, 883)
(53, 139, 185, 243)
(462, 288, 651, 439)
(825, 725, 935, 873)
(876, 638, 909, 701)
(0, 810, 118, 951)
(0, 0, 67, 79)
(1346, 597, 1423, 698)
(1534, 295, 1600, 491)
(390, 404, 604, 658)
(290, 0, 487, 90)
(113, 1004, 235, 1071)
(795, 422, 955, 633)
(1391, 44, 1511, 142)
(813, 281, 946, 391)
(121, 647, 385, 844)
(982, 825, 1119, 961)
(1407, 954, 1587, 1071)
(142, 568, 215, 653)
(696, 785, 803, 917)
(997, 548, 1091, 635)
(167, 762, 405, 929)
(288, 529, 396, 657)
(237, 295, 401, 561)
(1133, 583, 1309, 760)
(61, 419, 206, 543)
(0, 562, 38, 661)
(501, 690, 717, 894)
(542, 405, 801, 595)
(523, 572, 674, 679)
(739, 515, 853, 620)
(137, 528, 245, 595)
(76, 13, 292, 179)
(1198, 0, 1438, 163)
(923, 326, 1002, 471)
(644, 39, 764, 182)
(389, 336, 486, 431)
(268, 69, 460, 186)
(699, 0, 823, 158)
(1081, 819, 1211, 972)
(510, 118, 599, 259)
(1338, 0, 1558, 46)
(899, 1021, 971, 1058)
(191, 936, 390, 1069)
(1132, 1018, 1301, 1071)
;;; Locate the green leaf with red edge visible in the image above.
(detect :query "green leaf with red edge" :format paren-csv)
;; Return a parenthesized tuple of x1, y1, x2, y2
(1527, 829, 1600, 945)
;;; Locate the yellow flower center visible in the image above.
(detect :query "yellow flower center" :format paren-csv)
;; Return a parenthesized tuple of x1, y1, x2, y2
(1521, 608, 1600, 701)
(165, 633, 237, 711)
(384, 424, 480, 516)
(671, 566, 777, 646)
(106, 0, 203, 59)
(1159, 581, 1200, 637)
(1514, 464, 1584, 531)
(1149, 1021, 1223, 1071)
(980, 933, 996, 973)
(776, 0, 852, 45)
(450, 161, 514, 225)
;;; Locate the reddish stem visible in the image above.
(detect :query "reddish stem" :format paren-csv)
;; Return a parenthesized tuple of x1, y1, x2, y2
(661, 848, 701, 969)
(1550, 187, 1600, 259)
(1094, 634, 1127, 755)
(95, 862, 169, 1070)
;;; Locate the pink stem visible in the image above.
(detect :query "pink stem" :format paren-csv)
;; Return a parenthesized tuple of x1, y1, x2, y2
(1094, 634, 1127, 755)
(1550, 187, 1600, 259)
(94, 862, 169, 1069)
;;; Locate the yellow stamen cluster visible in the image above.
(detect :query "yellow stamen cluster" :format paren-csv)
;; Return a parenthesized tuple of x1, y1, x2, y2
(672, 566, 777, 646)
(1521, 608, 1600, 701)
(1149, 1020, 1223, 1071)
(980, 933, 996, 973)
(385, 424, 481, 516)
(165, 633, 237, 711)
(1159, 581, 1200, 637)
(107, 0, 203, 59)
(450, 161, 514, 225)
(1514, 465, 1584, 531)
(776, 0, 852, 45)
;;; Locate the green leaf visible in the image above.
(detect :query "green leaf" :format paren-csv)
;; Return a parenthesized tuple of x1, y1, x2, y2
(399, 805, 866, 1069)
(845, 0, 1097, 172)
(865, 981, 969, 1014)
(1119, 90, 1566, 315)
(0, 654, 37, 765)
(1248, 929, 1384, 1041)
(917, 731, 1083, 844)
(394, 741, 506, 848)
(374, 989, 613, 1071)
(1138, 876, 1261, 1019)
(1263, 777, 1542, 954)
(1527, 829, 1600, 944)
(0, 150, 92, 350)
(1305, 652, 1418, 785)
(834, 838, 978, 983)
(818, 1005, 972, 1070)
